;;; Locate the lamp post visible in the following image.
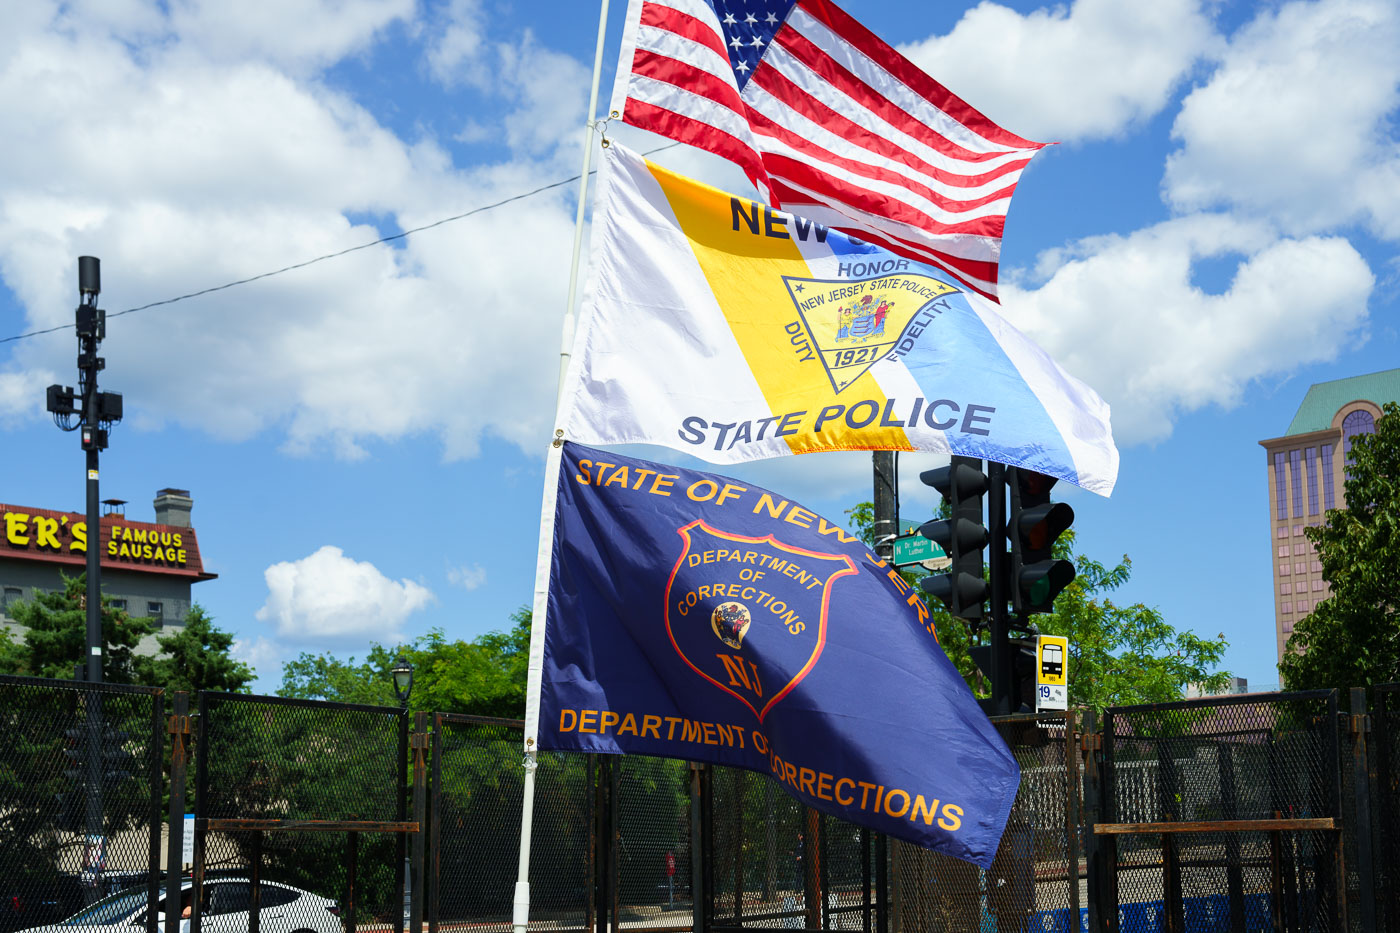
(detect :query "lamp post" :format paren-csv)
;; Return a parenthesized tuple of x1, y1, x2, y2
(391, 656, 414, 709)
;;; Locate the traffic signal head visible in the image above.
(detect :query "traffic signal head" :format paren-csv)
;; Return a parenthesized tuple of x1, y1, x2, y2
(918, 456, 989, 620)
(1009, 469, 1075, 614)
(968, 637, 1038, 714)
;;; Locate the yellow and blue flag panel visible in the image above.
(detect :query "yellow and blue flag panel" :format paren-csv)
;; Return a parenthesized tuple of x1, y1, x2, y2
(537, 441, 1019, 867)
(559, 143, 1118, 496)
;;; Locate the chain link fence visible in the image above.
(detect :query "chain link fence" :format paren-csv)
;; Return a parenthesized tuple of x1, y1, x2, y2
(428, 714, 596, 933)
(706, 761, 891, 933)
(1102, 690, 1342, 933)
(890, 712, 1080, 933)
(1370, 685, 1400, 931)
(192, 692, 407, 933)
(14, 677, 1400, 933)
(0, 675, 164, 933)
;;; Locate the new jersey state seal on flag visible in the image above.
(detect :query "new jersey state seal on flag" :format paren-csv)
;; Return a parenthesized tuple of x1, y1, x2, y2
(558, 143, 1118, 496)
(535, 442, 1019, 868)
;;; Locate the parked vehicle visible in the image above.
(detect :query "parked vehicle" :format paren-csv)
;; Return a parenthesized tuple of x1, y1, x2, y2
(16, 880, 341, 933)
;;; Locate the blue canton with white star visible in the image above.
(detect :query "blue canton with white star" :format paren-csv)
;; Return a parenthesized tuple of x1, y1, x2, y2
(704, 0, 797, 91)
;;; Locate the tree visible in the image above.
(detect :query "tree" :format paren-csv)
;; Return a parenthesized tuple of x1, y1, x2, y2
(132, 604, 253, 693)
(8, 573, 155, 681)
(279, 607, 532, 717)
(1035, 535, 1229, 709)
(847, 502, 1230, 710)
(1281, 401, 1400, 692)
(0, 624, 25, 675)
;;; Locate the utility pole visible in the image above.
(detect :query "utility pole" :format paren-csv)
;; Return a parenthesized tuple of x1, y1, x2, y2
(46, 255, 122, 902)
(872, 451, 897, 562)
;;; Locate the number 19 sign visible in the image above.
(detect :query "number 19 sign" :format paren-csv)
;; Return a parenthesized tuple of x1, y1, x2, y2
(1035, 635, 1070, 712)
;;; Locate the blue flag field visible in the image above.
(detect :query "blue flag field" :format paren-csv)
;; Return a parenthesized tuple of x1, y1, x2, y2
(535, 442, 1019, 867)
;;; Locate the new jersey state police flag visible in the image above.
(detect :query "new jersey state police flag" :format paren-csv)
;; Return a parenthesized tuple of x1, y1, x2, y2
(558, 143, 1118, 496)
(537, 441, 1019, 867)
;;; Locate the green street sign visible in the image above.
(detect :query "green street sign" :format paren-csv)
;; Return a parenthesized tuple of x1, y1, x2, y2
(891, 532, 948, 568)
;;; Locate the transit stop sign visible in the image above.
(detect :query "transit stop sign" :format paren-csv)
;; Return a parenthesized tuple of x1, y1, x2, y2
(1035, 635, 1069, 711)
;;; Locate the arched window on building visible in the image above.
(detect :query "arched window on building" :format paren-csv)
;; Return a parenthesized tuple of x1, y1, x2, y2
(1343, 409, 1375, 459)
(1343, 409, 1376, 486)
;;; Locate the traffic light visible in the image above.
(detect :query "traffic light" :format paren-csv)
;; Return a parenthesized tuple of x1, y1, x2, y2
(62, 727, 136, 783)
(918, 456, 989, 621)
(1007, 468, 1075, 614)
(969, 637, 1038, 713)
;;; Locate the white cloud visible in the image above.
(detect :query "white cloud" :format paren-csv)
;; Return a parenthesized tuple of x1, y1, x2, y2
(900, 0, 1218, 141)
(1001, 215, 1374, 444)
(168, 0, 415, 73)
(447, 562, 487, 590)
(425, 0, 487, 88)
(1163, 0, 1400, 239)
(0, 7, 584, 457)
(256, 545, 434, 642)
(230, 634, 284, 678)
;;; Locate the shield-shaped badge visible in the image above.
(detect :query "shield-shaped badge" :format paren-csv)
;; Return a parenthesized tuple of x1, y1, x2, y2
(664, 520, 858, 722)
(782, 273, 961, 393)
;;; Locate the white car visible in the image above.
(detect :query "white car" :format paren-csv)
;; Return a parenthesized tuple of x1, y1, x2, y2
(18, 879, 342, 933)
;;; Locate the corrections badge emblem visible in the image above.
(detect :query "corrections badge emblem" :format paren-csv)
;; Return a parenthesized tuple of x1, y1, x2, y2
(782, 272, 961, 393)
(665, 521, 858, 723)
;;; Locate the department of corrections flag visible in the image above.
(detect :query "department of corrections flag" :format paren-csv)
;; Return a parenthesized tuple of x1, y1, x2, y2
(536, 441, 1019, 866)
(611, 0, 1047, 299)
(558, 143, 1118, 496)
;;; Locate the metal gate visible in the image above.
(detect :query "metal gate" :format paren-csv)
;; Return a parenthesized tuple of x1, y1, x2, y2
(1097, 689, 1344, 933)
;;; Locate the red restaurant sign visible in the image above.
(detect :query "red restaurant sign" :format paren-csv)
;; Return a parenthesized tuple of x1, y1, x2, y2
(0, 504, 215, 580)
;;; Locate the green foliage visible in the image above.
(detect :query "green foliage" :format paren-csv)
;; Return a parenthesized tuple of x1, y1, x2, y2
(0, 681, 161, 905)
(198, 693, 402, 916)
(847, 502, 1229, 710)
(1034, 532, 1229, 709)
(9, 573, 155, 682)
(1281, 401, 1400, 691)
(278, 607, 531, 717)
(0, 624, 25, 675)
(132, 604, 253, 693)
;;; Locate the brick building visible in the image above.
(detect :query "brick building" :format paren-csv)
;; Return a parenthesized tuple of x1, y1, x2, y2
(1, 488, 216, 654)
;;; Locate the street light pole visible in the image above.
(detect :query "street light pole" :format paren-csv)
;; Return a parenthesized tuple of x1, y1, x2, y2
(46, 256, 123, 902)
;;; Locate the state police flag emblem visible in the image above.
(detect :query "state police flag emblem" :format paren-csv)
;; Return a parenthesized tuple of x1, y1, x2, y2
(538, 442, 1020, 868)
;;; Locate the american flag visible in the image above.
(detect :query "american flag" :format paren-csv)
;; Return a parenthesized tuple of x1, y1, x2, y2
(611, 0, 1047, 301)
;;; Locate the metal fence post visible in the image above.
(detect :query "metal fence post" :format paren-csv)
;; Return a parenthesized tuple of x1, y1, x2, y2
(190, 692, 209, 933)
(249, 830, 263, 933)
(690, 762, 705, 933)
(147, 690, 165, 933)
(1328, 689, 1348, 931)
(428, 714, 442, 933)
(165, 692, 190, 933)
(874, 833, 887, 933)
(397, 709, 409, 933)
(1065, 710, 1082, 930)
(1351, 687, 1377, 932)
(410, 711, 429, 933)
(1080, 709, 1107, 933)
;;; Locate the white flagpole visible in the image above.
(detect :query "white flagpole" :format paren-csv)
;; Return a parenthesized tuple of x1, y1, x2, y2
(514, 3, 611, 933)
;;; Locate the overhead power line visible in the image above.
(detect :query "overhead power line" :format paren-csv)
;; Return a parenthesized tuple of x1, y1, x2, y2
(1, 141, 678, 347)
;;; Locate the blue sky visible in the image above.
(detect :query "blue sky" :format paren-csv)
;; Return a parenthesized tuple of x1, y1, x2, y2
(1, 0, 1396, 693)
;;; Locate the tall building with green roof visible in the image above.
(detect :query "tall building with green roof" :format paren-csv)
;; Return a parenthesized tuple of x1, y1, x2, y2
(1260, 368, 1400, 667)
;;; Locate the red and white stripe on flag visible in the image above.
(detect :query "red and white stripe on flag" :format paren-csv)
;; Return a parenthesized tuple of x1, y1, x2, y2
(611, 0, 1047, 301)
